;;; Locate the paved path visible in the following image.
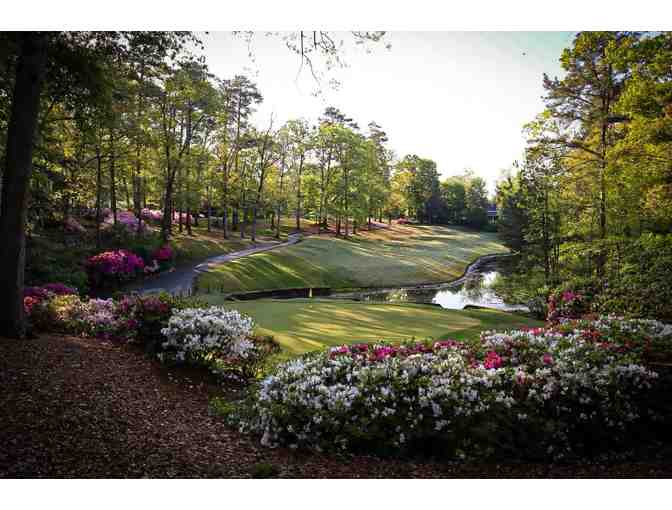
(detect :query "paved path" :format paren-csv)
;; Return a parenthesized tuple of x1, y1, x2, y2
(123, 233, 302, 296)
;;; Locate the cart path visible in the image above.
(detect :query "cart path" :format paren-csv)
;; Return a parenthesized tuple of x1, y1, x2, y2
(122, 233, 302, 296)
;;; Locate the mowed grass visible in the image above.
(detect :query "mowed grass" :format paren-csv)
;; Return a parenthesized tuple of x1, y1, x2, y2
(171, 226, 254, 263)
(196, 224, 507, 293)
(171, 222, 290, 264)
(200, 297, 543, 355)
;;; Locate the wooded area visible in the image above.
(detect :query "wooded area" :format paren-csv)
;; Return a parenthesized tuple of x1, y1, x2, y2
(495, 32, 672, 320)
(0, 31, 492, 337)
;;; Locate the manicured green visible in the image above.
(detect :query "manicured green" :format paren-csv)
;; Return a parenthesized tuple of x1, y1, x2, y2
(200, 296, 543, 355)
(196, 224, 506, 293)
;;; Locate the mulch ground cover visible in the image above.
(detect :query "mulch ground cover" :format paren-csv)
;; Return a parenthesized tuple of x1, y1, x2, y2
(1, 334, 671, 478)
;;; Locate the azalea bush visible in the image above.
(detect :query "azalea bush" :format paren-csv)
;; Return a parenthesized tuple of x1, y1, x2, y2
(151, 245, 175, 271)
(86, 249, 145, 287)
(103, 210, 148, 235)
(547, 285, 592, 322)
(25, 292, 136, 341)
(117, 293, 176, 351)
(28, 294, 86, 333)
(160, 306, 271, 378)
(141, 208, 163, 222)
(230, 317, 669, 460)
(24, 288, 204, 346)
(80, 298, 138, 342)
(24, 283, 79, 328)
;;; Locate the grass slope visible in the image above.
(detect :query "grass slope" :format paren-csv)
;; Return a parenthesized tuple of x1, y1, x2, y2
(201, 297, 543, 355)
(196, 224, 506, 294)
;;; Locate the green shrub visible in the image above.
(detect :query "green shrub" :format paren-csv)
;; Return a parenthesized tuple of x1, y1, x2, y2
(593, 234, 672, 321)
(249, 462, 280, 478)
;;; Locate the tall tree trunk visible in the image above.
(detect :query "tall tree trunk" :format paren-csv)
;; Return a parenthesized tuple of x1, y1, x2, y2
(222, 163, 229, 238)
(251, 205, 258, 242)
(161, 174, 175, 242)
(95, 145, 103, 249)
(240, 190, 247, 239)
(109, 128, 117, 225)
(0, 32, 48, 338)
(206, 184, 212, 232)
(295, 155, 303, 232)
(122, 171, 131, 210)
(344, 168, 349, 238)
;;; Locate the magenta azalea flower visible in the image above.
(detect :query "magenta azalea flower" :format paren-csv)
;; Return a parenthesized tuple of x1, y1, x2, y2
(87, 249, 145, 278)
(484, 351, 503, 369)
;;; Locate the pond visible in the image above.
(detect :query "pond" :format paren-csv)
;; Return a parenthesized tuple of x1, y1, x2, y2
(327, 256, 529, 312)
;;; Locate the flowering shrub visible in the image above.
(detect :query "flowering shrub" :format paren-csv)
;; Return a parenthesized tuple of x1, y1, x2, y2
(152, 245, 174, 263)
(116, 293, 175, 351)
(150, 245, 175, 272)
(547, 288, 590, 322)
(23, 288, 198, 344)
(103, 210, 148, 235)
(32, 294, 88, 333)
(24, 283, 77, 301)
(172, 211, 194, 224)
(160, 307, 267, 378)
(79, 298, 137, 342)
(141, 208, 163, 222)
(554, 315, 672, 363)
(86, 249, 145, 287)
(24, 283, 78, 326)
(232, 318, 668, 460)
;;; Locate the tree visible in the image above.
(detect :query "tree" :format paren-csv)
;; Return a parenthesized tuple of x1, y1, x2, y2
(496, 171, 528, 252)
(540, 31, 633, 272)
(465, 176, 489, 229)
(0, 33, 48, 338)
(441, 177, 467, 224)
(396, 154, 441, 223)
(286, 119, 312, 232)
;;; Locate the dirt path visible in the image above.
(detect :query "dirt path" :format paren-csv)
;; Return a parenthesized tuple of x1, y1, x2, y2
(2, 334, 671, 478)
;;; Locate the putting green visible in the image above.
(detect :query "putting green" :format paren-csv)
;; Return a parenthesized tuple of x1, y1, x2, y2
(201, 297, 543, 355)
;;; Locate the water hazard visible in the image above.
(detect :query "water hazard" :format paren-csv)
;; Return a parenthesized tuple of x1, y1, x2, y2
(328, 257, 529, 312)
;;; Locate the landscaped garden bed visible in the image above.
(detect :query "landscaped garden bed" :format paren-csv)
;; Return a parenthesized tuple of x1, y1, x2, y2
(20, 281, 672, 467)
(220, 316, 672, 462)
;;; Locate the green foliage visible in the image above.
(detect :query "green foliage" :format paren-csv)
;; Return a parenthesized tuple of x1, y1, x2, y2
(496, 174, 528, 252)
(249, 462, 280, 479)
(593, 234, 672, 321)
(465, 176, 489, 229)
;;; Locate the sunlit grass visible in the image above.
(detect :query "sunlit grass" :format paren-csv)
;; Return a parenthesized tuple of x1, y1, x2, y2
(199, 297, 543, 356)
(196, 224, 507, 293)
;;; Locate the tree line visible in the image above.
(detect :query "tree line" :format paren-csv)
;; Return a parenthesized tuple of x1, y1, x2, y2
(495, 31, 672, 319)
(1, 31, 490, 337)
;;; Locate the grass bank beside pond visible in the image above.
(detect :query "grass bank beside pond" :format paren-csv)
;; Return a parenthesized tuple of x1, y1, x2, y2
(196, 224, 507, 294)
(199, 296, 543, 355)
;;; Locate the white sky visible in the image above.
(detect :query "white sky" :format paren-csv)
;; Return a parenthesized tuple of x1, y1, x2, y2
(201, 31, 575, 192)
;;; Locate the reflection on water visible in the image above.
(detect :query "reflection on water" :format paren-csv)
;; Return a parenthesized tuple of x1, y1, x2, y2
(330, 269, 529, 312)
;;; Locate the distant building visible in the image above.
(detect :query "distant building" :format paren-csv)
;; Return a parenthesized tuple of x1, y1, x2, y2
(487, 204, 498, 223)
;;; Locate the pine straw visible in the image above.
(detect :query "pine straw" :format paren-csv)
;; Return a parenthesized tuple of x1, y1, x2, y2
(1, 334, 670, 478)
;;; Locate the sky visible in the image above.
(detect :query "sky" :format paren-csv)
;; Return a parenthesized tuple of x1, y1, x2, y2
(201, 31, 576, 193)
